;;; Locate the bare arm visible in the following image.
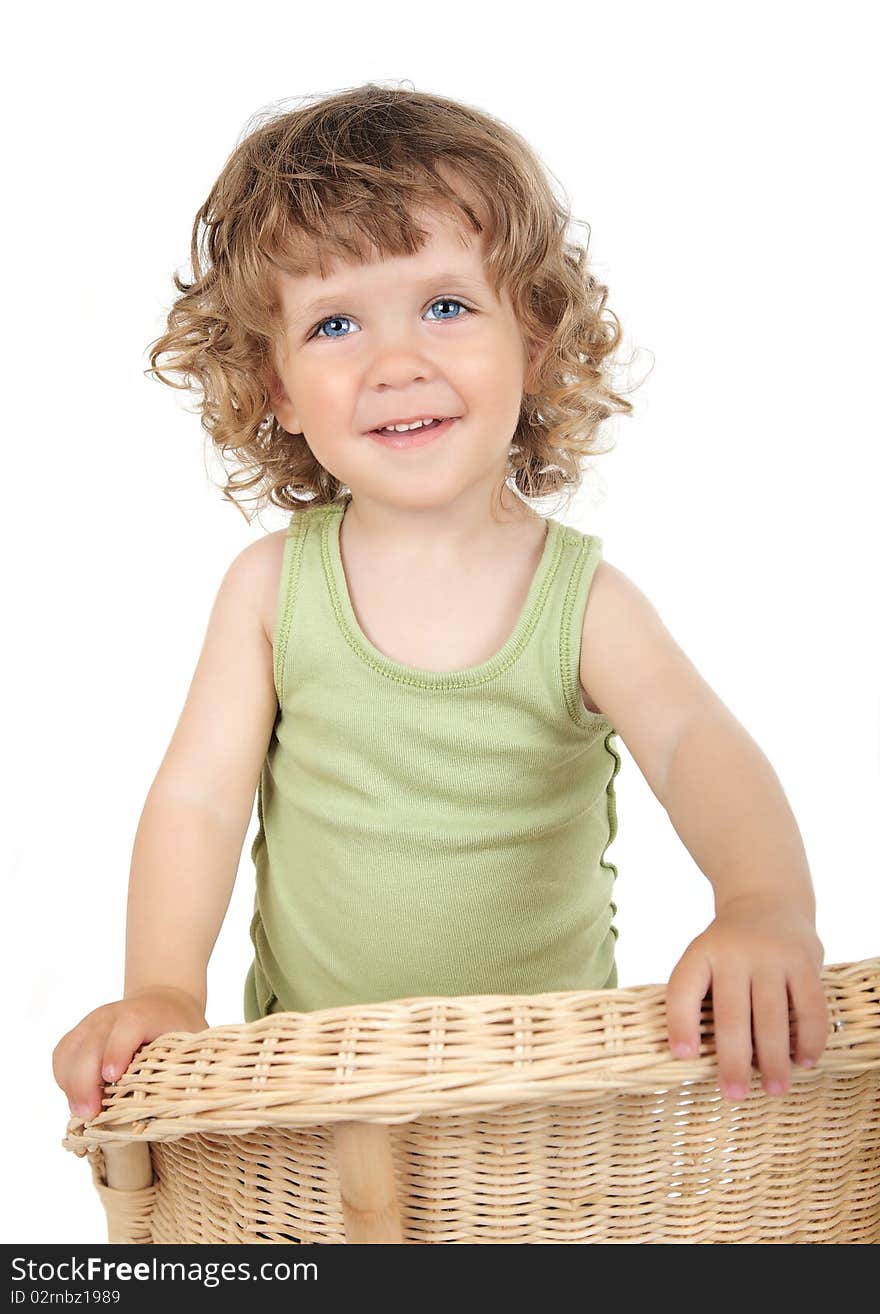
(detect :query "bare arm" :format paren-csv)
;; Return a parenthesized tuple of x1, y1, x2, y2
(123, 534, 282, 1012)
(578, 560, 826, 1099)
(660, 708, 816, 918)
(123, 798, 248, 1013)
(579, 559, 817, 917)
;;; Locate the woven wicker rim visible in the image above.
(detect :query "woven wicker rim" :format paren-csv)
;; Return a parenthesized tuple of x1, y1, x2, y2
(62, 958, 879, 1155)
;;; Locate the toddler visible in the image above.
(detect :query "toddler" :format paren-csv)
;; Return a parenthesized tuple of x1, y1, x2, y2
(54, 82, 828, 1123)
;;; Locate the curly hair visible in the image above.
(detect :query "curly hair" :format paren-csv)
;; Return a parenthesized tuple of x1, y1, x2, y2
(145, 81, 644, 523)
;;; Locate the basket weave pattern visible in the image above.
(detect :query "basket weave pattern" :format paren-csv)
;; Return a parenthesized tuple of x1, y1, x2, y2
(62, 959, 880, 1243)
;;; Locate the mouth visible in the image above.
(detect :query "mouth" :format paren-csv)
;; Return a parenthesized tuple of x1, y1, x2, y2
(367, 417, 458, 449)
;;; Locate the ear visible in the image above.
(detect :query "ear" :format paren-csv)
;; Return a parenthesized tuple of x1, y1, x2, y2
(263, 363, 301, 434)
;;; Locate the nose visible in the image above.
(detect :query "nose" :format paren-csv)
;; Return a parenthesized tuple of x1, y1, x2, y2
(363, 317, 442, 388)
(366, 355, 432, 392)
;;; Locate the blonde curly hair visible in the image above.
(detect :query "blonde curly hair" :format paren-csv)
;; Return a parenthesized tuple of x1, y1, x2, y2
(145, 81, 643, 522)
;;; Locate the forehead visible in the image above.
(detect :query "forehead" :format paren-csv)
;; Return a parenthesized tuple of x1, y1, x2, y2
(275, 207, 491, 318)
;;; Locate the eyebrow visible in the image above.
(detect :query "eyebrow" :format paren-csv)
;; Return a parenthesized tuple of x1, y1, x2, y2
(288, 271, 489, 325)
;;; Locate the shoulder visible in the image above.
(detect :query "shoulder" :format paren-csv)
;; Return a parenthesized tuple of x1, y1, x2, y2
(224, 527, 289, 647)
(578, 558, 624, 713)
(578, 556, 720, 802)
(582, 557, 669, 631)
(583, 554, 664, 704)
(578, 557, 674, 715)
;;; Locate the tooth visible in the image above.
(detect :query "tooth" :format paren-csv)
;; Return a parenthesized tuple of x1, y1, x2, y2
(382, 419, 433, 433)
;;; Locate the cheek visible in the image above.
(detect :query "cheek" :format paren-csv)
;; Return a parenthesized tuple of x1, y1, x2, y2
(472, 353, 527, 418)
(293, 363, 356, 422)
(453, 351, 515, 410)
(300, 430, 351, 483)
(473, 330, 525, 383)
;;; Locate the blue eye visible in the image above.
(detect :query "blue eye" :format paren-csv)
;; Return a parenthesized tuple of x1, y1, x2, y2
(310, 297, 471, 341)
(424, 298, 469, 323)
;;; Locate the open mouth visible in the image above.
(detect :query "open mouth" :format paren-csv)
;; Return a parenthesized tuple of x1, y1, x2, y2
(368, 417, 458, 448)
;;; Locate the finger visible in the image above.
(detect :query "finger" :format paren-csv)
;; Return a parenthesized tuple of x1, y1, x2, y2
(710, 966, 754, 1100)
(71, 1018, 144, 1121)
(101, 1023, 145, 1085)
(666, 951, 711, 1058)
(52, 1035, 79, 1091)
(750, 971, 793, 1096)
(788, 963, 830, 1067)
(99, 1015, 155, 1092)
(66, 1039, 109, 1121)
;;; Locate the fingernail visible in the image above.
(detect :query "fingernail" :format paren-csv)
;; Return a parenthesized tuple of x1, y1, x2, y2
(672, 1042, 695, 1058)
(765, 1079, 785, 1096)
(799, 1058, 816, 1068)
(723, 1083, 748, 1100)
(102, 1065, 118, 1081)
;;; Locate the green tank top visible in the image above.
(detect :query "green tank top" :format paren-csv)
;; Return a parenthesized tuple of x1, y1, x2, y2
(243, 494, 621, 1022)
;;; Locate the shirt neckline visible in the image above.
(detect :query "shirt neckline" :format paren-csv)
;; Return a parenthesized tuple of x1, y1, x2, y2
(321, 495, 563, 687)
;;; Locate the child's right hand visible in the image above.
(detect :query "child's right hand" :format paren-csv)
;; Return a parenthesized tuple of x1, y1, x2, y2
(52, 987, 209, 1121)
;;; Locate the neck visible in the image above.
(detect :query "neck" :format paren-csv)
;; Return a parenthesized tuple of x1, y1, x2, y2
(341, 481, 539, 568)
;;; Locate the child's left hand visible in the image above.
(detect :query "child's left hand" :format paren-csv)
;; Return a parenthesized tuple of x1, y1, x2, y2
(664, 893, 829, 1100)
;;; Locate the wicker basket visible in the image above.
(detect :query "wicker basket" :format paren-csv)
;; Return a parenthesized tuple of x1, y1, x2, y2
(61, 958, 880, 1244)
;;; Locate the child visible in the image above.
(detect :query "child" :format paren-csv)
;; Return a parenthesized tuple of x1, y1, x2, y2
(53, 82, 828, 1124)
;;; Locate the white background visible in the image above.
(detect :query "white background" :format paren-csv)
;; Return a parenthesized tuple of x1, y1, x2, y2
(2, 0, 877, 1245)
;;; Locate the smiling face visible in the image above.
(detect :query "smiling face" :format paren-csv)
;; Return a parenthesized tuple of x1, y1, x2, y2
(265, 205, 542, 520)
